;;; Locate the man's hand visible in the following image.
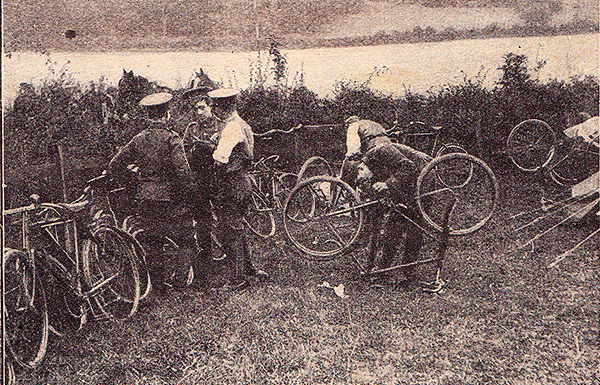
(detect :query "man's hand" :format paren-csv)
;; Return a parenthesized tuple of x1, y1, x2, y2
(372, 182, 389, 193)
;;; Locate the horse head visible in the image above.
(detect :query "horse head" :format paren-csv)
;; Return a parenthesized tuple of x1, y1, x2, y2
(116, 69, 152, 118)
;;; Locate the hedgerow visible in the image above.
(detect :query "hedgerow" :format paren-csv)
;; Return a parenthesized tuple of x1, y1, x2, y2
(4, 52, 598, 206)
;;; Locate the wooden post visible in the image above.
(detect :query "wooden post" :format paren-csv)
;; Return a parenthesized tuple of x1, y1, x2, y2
(293, 125, 301, 173)
(56, 143, 68, 203)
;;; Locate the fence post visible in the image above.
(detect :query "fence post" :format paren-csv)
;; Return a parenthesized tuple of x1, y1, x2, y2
(56, 143, 68, 203)
(293, 124, 302, 172)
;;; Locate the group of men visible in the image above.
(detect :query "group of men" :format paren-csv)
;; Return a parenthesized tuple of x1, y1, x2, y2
(108, 85, 267, 292)
(108, 82, 430, 295)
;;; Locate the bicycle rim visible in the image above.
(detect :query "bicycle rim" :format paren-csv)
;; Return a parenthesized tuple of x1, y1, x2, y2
(244, 191, 276, 238)
(283, 175, 363, 260)
(4, 249, 49, 369)
(82, 227, 141, 322)
(416, 153, 499, 236)
(506, 119, 556, 172)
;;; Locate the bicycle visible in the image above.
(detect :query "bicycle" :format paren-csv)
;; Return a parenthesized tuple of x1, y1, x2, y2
(295, 121, 470, 184)
(3, 175, 142, 370)
(244, 155, 299, 238)
(282, 153, 499, 287)
(385, 120, 469, 158)
(506, 118, 599, 186)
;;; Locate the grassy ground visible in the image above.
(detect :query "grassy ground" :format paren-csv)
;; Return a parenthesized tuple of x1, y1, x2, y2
(13, 171, 599, 384)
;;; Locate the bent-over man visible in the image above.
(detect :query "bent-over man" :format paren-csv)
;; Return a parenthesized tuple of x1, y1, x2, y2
(344, 116, 432, 280)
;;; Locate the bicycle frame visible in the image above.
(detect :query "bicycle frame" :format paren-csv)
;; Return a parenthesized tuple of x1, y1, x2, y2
(4, 181, 132, 319)
(386, 121, 443, 157)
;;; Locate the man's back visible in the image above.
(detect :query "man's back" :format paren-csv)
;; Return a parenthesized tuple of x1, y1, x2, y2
(109, 119, 193, 201)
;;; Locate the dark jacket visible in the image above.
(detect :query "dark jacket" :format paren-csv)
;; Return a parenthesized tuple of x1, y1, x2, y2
(362, 143, 432, 205)
(109, 119, 195, 202)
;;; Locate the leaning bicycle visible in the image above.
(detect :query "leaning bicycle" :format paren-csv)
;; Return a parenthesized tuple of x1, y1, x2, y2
(3, 175, 142, 370)
(244, 155, 299, 238)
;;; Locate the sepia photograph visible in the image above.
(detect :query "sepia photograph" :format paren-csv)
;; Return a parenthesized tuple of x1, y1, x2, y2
(2, 1, 599, 384)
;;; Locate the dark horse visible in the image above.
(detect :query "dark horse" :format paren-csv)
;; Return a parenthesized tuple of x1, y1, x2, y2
(116, 69, 170, 119)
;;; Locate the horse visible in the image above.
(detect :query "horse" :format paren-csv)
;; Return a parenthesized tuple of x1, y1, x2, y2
(115, 69, 153, 119)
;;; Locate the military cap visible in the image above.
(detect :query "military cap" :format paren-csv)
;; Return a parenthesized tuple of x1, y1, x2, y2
(139, 92, 173, 107)
(345, 116, 360, 125)
(207, 88, 239, 99)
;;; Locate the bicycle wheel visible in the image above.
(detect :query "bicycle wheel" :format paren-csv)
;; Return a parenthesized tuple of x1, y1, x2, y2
(121, 216, 151, 300)
(416, 153, 499, 236)
(506, 119, 556, 172)
(244, 191, 276, 238)
(81, 226, 141, 321)
(297, 156, 334, 180)
(435, 143, 468, 157)
(4, 249, 49, 369)
(274, 172, 299, 211)
(548, 145, 599, 187)
(434, 143, 473, 187)
(283, 175, 363, 260)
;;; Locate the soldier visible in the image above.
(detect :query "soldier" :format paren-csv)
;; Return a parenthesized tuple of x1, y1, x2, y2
(201, 88, 269, 290)
(108, 92, 198, 293)
(344, 116, 432, 281)
(182, 83, 218, 288)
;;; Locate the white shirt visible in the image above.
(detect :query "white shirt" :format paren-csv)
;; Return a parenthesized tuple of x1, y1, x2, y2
(212, 111, 254, 164)
(345, 121, 361, 158)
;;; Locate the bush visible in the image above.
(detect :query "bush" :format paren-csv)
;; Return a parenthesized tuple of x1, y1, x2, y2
(4, 52, 598, 206)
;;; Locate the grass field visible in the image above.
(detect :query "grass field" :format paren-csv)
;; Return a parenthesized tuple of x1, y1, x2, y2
(13, 170, 600, 384)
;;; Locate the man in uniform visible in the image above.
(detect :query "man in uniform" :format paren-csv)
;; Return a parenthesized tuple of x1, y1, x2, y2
(198, 88, 268, 290)
(182, 83, 218, 288)
(344, 116, 432, 280)
(108, 92, 198, 293)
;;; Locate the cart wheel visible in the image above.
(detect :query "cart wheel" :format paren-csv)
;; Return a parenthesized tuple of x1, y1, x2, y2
(297, 156, 334, 180)
(416, 153, 499, 236)
(506, 119, 556, 172)
(244, 191, 276, 238)
(283, 175, 363, 260)
(4, 249, 49, 370)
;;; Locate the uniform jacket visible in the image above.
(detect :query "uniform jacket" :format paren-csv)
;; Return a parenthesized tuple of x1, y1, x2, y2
(362, 143, 432, 205)
(109, 119, 195, 202)
(346, 119, 392, 158)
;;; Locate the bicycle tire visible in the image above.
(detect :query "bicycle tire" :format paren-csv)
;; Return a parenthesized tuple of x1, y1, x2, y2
(434, 143, 468, 158)
(434, 143, 473, 187)
(506, 119, 556, 172)
(274, 172, 299, 211)
(121, 216, 151, 300)
(283, 175, 363, 260)
(297, 156, 334, 180)
(548, 147, 599, 187)
(244, 191, 276, 238)
(81, 226, 141, 322)
(416, 153, 499, 236)
(4, 248, 49, 369)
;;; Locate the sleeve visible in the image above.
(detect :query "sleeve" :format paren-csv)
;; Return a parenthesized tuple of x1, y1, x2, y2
(345, 122, 361, 159)
(108, 138, 136, 178)
(169, 134, 197, 196)
(213, 122, 243, 164)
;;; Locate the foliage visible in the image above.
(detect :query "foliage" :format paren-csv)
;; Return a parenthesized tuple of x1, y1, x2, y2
(4, 52, 598, 205)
